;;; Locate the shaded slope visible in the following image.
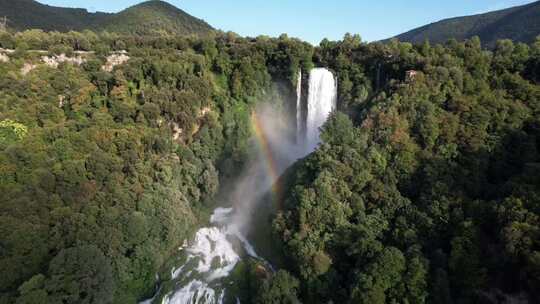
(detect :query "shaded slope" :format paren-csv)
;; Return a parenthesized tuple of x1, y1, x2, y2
(0, 0, 213, 36)
(393, 1, 540, 47)
(0, 0, 109, 31)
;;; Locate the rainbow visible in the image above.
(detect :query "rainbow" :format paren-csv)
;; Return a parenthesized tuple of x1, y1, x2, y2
(250, 112, 283, 206)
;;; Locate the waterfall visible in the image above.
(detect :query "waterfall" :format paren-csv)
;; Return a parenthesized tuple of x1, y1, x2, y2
(306, 68, 337, 149)
(296, 70, 302, 142)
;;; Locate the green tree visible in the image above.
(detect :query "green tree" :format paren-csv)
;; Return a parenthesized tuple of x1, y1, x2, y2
(256, 270, 301, 304)
(46, 246, 114, 304)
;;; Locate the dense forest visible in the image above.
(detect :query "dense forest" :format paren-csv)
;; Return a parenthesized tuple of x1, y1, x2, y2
(0, 22, 539, 304)
(0, 29, 312, 303)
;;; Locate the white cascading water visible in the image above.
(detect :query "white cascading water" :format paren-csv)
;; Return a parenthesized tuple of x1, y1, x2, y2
(148, 68, 337, 304)
(305, 68, 337, 150)
(161, 207, 258, 304)
(296, 70, 302, 142)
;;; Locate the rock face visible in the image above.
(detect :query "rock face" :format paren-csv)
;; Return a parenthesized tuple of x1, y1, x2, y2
(170, 122, 184, 141)
(41, 54, 86, 68)
(21, 63, 37, 75)
(0, 48, 12, 63)
(10, 50, 131, 75)
(0, 48, 14, 54)
(199, 107, 211, 117)
(102, 51, 130, 72)
(168, 107, 213, 142)
(58, 95, 65, 107)
(20, 53, 87, 75)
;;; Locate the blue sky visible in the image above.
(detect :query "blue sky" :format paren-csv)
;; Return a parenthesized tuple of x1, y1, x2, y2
(37, 0, 537, 44)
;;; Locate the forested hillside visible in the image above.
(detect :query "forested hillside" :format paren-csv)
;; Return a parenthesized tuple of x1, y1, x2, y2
(0, 30, 313, 303)
(0, 0, 214, 36)
(98, 1, 214, 36)
(393, 0, 540, 48)
(273, 36, 540, 303)
(0, 14, 540, 304)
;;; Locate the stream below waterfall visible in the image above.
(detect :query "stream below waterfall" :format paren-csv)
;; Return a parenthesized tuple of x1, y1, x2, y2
(161, 208, 261, 304)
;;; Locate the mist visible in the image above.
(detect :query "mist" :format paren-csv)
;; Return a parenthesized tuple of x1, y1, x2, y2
(228, 68, 338, 237)
(228, 102, 312, 235)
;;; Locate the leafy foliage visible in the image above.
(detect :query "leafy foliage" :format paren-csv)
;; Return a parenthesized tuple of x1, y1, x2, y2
(255, 270, 301, 304)
(0, 119, 27, 146)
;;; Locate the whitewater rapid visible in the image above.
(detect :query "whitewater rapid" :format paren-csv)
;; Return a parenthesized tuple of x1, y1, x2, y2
(161, 207, 258, 304)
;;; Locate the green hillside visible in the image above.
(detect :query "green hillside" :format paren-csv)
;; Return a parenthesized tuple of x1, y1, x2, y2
(0, 0, 213, 36)
(0, 0, 109, 32)
(393, 0, 540, 47)
(98, 1, 213, 36)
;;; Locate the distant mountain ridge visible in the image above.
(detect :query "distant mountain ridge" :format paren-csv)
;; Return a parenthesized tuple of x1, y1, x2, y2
(392, 0, 540, 48)
(0, 0, 214, 36)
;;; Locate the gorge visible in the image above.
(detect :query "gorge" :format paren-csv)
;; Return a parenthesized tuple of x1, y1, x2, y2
(155, 68, 338, 304)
